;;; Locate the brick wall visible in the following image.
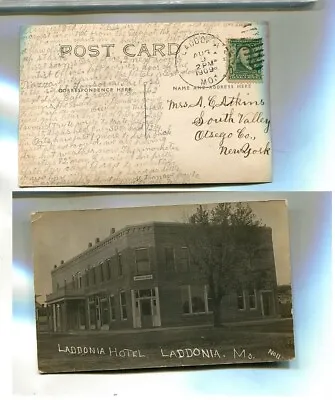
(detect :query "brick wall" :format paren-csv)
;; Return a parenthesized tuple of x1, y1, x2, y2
(47, 222, 279, 329)
(51, 224, 158, 292)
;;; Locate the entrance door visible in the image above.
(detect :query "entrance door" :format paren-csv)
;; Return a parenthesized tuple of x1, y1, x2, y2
(78, 303, 86, 329)
(261, 291, 273, 316)
(140, 298, 153, 328)
(96, 305, 101, 329)
(132, 288, 161, 328)
(89, 302, 96, 329)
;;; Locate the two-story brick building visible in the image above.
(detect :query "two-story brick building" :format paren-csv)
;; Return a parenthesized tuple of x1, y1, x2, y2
(44, 222, 279, 332)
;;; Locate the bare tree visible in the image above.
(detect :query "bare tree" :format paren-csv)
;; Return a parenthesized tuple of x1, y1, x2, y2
(186, 202, 270, 327)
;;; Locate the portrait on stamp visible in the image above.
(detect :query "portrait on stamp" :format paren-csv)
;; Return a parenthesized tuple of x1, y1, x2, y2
(18, 22, 272, 187)
(236, 47, 254, 72)
(32, 200, 295, 373)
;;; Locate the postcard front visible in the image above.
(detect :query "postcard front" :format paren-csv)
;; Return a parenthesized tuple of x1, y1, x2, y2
(19, 22, 272, 187)
(32, 200, 294, 373)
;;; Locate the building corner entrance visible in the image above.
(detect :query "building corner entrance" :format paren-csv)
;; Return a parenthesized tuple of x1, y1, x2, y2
(131, 287, 161, 328)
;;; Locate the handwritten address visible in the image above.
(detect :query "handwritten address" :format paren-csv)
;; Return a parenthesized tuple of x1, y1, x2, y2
(167, 93, 271, 157)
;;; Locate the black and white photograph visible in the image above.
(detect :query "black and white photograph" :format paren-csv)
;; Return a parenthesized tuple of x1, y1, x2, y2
(32, 200, 294, 373)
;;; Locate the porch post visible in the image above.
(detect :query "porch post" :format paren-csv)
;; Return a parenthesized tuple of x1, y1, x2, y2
(63, 301, 67, 331)
(108, 295, 112, 327)
(87, 298, 91, 329)
(52, 303, 57, 332)
(77, 302, 81, 329)
(155, 287, 161, 327)
(131, 290, 136, 328)
(46, 305, 50, 332)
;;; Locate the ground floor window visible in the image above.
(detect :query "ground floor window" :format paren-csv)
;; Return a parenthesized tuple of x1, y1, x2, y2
(237, 287, 257, 311)
(248, 288, 257, 310)
(89, 302, 96, 326)
(237, 289, 246, 310)
(206, 285, 214, 312)
(100, 296, 109, 325)
(120, 291, 127, 320)
(78, 303, 86, 326)
(110, 295, 116, 320)
(191, 285, 206, 313)
(181, 285, 212, 314)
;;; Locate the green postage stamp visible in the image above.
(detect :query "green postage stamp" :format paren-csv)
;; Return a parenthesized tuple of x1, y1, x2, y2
(228, 38, 264, 81)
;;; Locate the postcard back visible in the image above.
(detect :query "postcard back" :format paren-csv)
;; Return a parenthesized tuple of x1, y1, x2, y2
(19, 22, 272, 187)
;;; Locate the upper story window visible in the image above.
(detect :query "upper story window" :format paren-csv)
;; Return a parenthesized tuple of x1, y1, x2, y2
(165, 247, 175, 271)
(180, 247, 190, 272)
(117, 252, 123, 276)
(92, 267, 96, 285)
(85, 269, 89, 287)
(99, 263, 104, 282)
(135, 248, 150, 274)
(106, 259, 111, 280)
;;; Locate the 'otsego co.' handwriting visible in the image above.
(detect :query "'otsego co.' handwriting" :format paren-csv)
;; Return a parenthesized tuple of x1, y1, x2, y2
(166, 93, 270, 157)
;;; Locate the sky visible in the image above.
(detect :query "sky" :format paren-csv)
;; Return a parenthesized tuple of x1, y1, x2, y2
(32, 200, 291, 302)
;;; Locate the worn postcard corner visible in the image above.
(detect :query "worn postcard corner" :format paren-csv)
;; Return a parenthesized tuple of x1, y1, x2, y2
(33, 200, 294, 373)
(31, 212, 43, 223)
(38, 367, 46, 375)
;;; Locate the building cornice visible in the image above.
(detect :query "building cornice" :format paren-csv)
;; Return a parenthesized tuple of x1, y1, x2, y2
(52, 221, 167, 273)
(51, 222, 271, 273)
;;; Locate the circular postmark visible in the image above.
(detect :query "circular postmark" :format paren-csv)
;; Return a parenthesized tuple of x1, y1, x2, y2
(175, 33, 228, 88)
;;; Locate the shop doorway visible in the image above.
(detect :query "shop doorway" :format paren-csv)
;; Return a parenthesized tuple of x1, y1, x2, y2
(260, 290, 274, 317)
(132, 288, 161, 328)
